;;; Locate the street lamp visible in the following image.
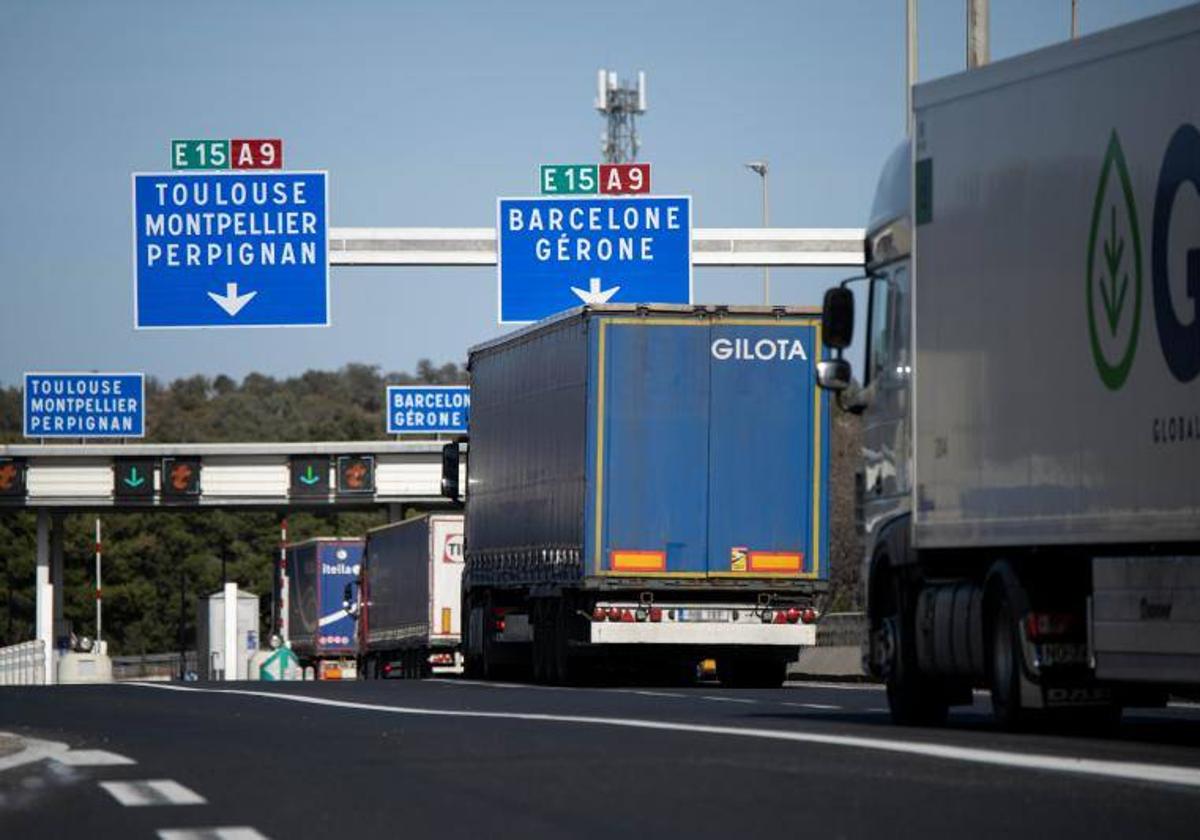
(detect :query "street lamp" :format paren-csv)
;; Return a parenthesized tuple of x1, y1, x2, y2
(744, 160, 770, 304)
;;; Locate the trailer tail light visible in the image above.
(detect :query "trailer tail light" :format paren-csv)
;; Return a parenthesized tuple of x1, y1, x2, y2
(761, 610, 775, 624)
(492, 607, 506, 633)
(773, 610, 788, 624)
(649, 607, 663, 623)
(1025, 612, 1079, 640)
(785, 607, 801, 623)
(635, 607, 649, 622)
(607, 607, 623, 622)
(383, 663, 393, 674)
(430, 653, 453, 665)
(592, 607, 607, 622)
(620, 609, 635, 623)
(801, 608, 817, 624)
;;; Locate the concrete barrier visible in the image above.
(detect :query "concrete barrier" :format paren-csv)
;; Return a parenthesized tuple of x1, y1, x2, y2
(788, 612, 871, 681)
(0, 641, 46, 685)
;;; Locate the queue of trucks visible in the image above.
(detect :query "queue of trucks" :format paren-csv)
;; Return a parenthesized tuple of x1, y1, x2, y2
(276, 5, 1197, 715)
(277, 306, 831, 686)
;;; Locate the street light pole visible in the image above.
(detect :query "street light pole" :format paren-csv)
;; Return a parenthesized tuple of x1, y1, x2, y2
(744, 160, 769, 304)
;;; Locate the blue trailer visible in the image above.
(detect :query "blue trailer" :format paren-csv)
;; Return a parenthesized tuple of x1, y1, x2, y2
(282, 538, 363, 680)
(457, 305, 830, 686)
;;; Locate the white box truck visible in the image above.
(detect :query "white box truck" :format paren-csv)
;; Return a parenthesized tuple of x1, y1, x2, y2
(817, 5, 1200, 726)
(353, 514, 465, 678)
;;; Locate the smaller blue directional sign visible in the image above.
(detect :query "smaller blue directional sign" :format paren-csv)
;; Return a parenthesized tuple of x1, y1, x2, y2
(497, 195, 692, 324)
(132, 171, 328, 328)
(386, 386, 470, 435)
(24, 372, 145, 438)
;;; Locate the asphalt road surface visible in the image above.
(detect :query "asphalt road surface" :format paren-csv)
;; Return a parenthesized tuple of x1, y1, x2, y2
(2, 679, 1200, 839)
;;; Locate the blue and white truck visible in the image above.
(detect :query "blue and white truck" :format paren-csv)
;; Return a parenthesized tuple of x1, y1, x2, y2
(280, 538, 363, 680)
(446, 304, 830, 686)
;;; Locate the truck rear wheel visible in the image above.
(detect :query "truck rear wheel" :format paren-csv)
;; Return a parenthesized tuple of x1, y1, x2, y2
(989, 591, 1026, 729)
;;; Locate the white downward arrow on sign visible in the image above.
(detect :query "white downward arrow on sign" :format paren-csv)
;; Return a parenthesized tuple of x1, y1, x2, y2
(207, 282, 258, 317)
(570, 277, 620, 305)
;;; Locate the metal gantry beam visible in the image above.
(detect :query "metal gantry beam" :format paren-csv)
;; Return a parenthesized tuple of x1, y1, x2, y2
(328, 227, 864, 268)
(0, 441, 461, 510)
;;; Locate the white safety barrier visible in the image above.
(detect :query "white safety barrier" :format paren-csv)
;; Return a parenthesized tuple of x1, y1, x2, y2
(0, 640, 47, 686)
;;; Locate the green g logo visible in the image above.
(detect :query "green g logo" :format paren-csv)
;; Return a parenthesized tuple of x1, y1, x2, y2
(1086, 131, 1143, 390)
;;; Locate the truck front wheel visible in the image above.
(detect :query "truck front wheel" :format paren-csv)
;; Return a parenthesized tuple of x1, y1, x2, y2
(880, 570, 950, 726)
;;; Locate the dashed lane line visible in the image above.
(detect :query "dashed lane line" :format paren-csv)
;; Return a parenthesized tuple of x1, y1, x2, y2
(158, 828, 270, 839)
(100, 779, 207, 807)
(782, 702, 842, 711)
(700, 695, 758, 704)
(130, 682, 1200, 792)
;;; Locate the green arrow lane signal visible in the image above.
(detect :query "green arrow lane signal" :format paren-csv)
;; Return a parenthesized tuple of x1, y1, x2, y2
(123, 467, 145, 488)
(300, 466, 320, 485)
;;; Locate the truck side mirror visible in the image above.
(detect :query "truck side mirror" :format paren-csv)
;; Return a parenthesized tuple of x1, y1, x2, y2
(822, 287, 854, 349)
(817, 359, 852, 391)
(441, 442, 460, 501)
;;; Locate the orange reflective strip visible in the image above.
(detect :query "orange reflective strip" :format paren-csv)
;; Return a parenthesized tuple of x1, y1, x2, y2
(610, 550, 666, 571)
(749, 552, 803, 572)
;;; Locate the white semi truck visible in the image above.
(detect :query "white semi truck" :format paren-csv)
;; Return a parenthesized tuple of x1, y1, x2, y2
(817, 5, 1200, 726)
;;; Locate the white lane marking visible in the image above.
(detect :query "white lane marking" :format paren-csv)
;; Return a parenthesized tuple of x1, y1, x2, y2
(0, 734, 69, 772)
(867, 707, 890, 713)
(158, 828, 270, 840)
(1168, 702, 1200, 710)
(628, 690, 687, 699)
(100, 779, 206, 807)
(52, 749, 135, 767)
(786, 681, 884, 692)
(129, 683, 1200, 791)
(701, 695, 757, 704)
(782, 702, 841, 711)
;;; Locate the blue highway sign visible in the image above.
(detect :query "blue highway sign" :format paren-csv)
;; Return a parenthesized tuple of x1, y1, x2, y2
(24, 372, 145, 438)
(132, 171, 328, 328)
(387, 386, 470, 435)
(497, 195, 692, 323)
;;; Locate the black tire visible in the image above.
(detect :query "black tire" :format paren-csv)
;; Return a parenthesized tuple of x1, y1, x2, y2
(881, 569, 950, 726)
(462, 591, 484, 679)
(531, 600, 550, 684)
(988, 590, 1026, 729)
(549, 598, 571, 685)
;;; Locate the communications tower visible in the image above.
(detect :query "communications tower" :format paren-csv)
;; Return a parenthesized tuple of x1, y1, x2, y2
(595, 69, 647, 163)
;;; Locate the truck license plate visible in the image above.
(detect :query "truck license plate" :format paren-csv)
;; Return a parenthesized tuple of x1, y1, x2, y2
(675, 609, 730, 623)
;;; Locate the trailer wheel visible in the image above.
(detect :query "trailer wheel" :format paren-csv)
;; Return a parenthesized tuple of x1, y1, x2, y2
(549, 596, 581, 685)
(881, 568, 950, 726)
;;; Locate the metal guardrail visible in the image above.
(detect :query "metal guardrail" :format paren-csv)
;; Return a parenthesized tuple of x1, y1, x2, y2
(0, 640, 47, 685)
(111, 652, 197, 682)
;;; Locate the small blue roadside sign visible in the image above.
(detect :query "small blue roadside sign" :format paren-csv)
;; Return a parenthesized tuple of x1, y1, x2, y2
(132, 171, 329, 328)
(386, 386, 470, 435)
(24, 372, 145, 438)
(497, 195, 692, 324)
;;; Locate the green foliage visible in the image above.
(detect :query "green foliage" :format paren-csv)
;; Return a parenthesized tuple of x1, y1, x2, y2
(0, 362, 462, 653)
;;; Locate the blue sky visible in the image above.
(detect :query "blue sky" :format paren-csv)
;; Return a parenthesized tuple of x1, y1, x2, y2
(0, 0, 1188, 385)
